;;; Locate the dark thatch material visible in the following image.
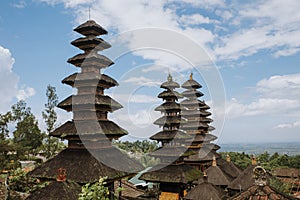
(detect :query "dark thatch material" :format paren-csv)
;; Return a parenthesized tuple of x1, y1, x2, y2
(181, 79, 202, 89)
(62, 72, 118, 88)
(67, 52, 114, 68)
(140, 164, 200, 184)
(230, 184, 296, 200)
(185, 148, 220, 162)
(57, 94, 122, 112)
(218, 158, 242, 179)
(71, 36, 111, 51)
(198, 165, 233, 186)
(28, 148, 143, 183)
(155, 102, 182, 112)
(154, 116, 187, 126)
(182, 89, 203, 98)
(274, 168, 300, 178)
(50, 120, 128, 138)
(186, 133, 217, 143)
(115, 180, 145, 199)
(228, 164, 256, 191)
(181, 99, 206, 107)
(149, 146, 195, 158)
(26, 181, 81, 200)
(181, 109, 211, 117)
(150, 130, 191, 141)
(184, 181, 225, 200)
(74, 20, 108, 36)
(181, 122, 209, 129)
(201, 104, 210, 110)
(158, 90, 183, 100)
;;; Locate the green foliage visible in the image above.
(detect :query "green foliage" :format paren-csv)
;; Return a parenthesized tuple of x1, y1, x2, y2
(220, 152, 252, 170)
(79, 177, 110, 200)
(115, 140, 158, 154)
(9, 168, 48, 193)
(42, 85, 63, 158)
(269, 176, 290, 194)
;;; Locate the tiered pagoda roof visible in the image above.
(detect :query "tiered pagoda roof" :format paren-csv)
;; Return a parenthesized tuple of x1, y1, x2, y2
(181, 73, 220, 168)
(28, 20, 142, 200)
(140, 74, 200, 199)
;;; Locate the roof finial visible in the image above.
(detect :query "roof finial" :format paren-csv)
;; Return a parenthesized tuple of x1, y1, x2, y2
(88, 5, 91, 20)
(203, 171, 208, 183)
(167, 70, 172, 82)
(56, 168, 67, 182)
(226, 154, 231, 162)
(212, 155, 217, 166)
(190, 72, 193, 80)
(252, 155, 257, 165)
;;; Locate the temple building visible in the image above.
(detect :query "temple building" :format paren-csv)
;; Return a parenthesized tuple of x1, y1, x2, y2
(27, 20, 142, 200)
(180, 73, 220, 170)
(140, 74, 201, 200)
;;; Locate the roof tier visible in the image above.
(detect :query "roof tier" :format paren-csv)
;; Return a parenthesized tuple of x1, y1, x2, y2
(228, 164, 256, 191)
(149, 146, 195, 159)
(28, 148, 143, 183)
(158, 90, 183, 100)
(74, 20, 108, 36)
(50, 120, 127, 138)
(150, 130, 191, 142)
(181, 99, 206, 107)
(182, 89, 203, 99)
(67, 52, 114, 68)
(160, 74, 180, 89)
(181, 109, 211, 117)
(140, 163, 200, 184)
(185, 180, 225, 200)
(155, 102, 182, 112)
(62, 73, 118, 89)
(218, 158, 242, 179)
(198, 165, 233, 186)
(71, 36, 111, 51)
(26, 181, 81, 200)
(181, 74, 202, 89)
(57, 94, 122, 112)
(154, 115, 187, 126)
(185, 133, 217, 143)
(184, 148, 221, 162)
(181, 121, 209, 130)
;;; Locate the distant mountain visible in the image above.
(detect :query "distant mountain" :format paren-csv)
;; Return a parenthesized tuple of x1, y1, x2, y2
(218, 142, 300, 155)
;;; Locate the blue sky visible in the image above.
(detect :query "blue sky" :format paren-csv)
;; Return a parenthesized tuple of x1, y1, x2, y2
(0, 0, 300, 144)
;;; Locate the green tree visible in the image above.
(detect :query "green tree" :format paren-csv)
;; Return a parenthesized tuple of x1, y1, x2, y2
(11, 100, 44, 158)
(42, 85, 61, 158)
(79, 177, 110, 200)
(0, 112, 13, 170)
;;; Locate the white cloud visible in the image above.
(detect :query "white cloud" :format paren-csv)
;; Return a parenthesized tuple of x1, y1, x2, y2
(123, 76, 160, 87)
(12, 0, 26, 8)
(275, 121, 300, 129)
(0, 46, 35, 112)
(179, 14, 210, 26)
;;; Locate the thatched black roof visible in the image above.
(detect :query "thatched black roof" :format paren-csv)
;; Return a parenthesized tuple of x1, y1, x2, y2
(182, 89, 203, 98)
(62, 72, 118, 88)
(26, 181, 81, 200)
(158, 90, 183, 100)
(181, 109, 211, 117)
(140, 164, 200, 184)
(67, 52, 114, 68)
(29, 148, 143, 183)
(74, 20, 108, 36)
(160, 74, 180, 89)
(181, 99, 206, 107)
(184, 181, 225, 200)
(228, 164, 256, 191)
(149, 146, 194, 158)
(155, 102, 182, 112)
(57, 94, 122, 112)
(50, 120, 127, 138)
(218, 158, 242, 179)
(71, 36, 111, 51)
(198, 165, 233, 186)
(150, 130, 191, 141)
(154, 115, 187, 126)
(181, 121, 209, 129)
(186, 133, 217, 143)
(181, 78, 202, 89)
(230, 184, 296, 200)
(184, 148, 220, 162)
